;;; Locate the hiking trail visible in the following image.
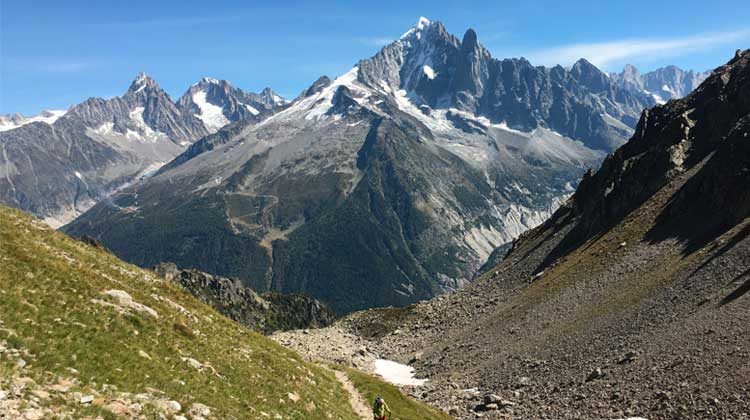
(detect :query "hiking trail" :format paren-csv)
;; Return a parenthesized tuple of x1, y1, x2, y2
(333, 369, 370, 419)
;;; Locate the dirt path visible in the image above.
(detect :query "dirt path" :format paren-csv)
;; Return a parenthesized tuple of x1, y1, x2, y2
(333, 369, 370, 420)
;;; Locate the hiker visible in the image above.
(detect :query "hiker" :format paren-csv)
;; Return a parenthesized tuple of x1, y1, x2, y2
(373, 396, 391, 420)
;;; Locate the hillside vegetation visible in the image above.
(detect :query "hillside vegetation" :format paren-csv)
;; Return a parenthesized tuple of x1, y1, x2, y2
(0, 206, 360, 419)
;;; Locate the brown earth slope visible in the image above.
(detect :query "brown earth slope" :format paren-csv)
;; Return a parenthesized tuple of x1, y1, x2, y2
(285, 50, 750, 420)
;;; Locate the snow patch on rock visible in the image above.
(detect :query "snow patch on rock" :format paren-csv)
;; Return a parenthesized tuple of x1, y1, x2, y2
(193, 91, 230, 131)
(243, 104, 260, 115)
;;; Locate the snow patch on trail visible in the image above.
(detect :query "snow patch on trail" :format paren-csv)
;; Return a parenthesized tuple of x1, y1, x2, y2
(374, 359, 428, 386)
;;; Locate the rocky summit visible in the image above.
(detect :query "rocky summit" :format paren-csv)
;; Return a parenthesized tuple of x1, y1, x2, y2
(176, 78, 288, 133)
(61, 18, 702, 314)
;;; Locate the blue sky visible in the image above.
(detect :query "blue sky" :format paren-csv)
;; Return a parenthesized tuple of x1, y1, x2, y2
(2, 0, 749, 115)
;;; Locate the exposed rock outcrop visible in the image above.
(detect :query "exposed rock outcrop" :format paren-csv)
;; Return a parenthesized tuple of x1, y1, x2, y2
(154, 263, 335, 334)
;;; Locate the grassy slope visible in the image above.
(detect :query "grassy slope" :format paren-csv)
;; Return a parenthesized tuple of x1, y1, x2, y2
(341, 367, 452, 420)
(0, 206, 359, 419)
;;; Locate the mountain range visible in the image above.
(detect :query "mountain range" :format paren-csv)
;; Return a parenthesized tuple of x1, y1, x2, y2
(0, 74, 286, 227)
(610, 64, 711, 104)
(61, 18, 708, 314)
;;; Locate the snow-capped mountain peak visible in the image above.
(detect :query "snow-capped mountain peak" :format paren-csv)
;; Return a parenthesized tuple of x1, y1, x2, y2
(62, 18, 713, 316)
(192, 90, 230, 130)
(260, 87, 289, 106)
(127, 72, 160, 95)
(400, 16, 434, 41)
(176, 77, 288, 133)
(200, 77, 221, 85)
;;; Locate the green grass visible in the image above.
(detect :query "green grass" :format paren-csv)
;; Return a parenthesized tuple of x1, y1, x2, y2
(341, 367, 452, 420)
(0, 206, 359, 419)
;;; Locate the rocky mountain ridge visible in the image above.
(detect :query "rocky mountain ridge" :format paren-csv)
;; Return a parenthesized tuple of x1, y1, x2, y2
(358, 18, 653, 152)
(176, 77, 288, 132)
(611, 64, 711, 104)
(0, 73, 286, 227)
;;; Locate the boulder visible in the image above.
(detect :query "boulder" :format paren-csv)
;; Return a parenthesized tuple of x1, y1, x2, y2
(483, 394, 503, 405)
(92, 290, 158, 318)
(188, 403, 211, 417)
(586, 367, 606, 382)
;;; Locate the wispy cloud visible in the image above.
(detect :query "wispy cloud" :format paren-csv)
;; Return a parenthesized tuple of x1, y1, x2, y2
(356, 37, 394, 47)
(88, 15, 243, 29)
(7, 58, 99, 73)
(523, 28, 750, 69)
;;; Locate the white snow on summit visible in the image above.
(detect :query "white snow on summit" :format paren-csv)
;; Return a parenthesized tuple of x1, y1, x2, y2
(400, 16, 432, 40)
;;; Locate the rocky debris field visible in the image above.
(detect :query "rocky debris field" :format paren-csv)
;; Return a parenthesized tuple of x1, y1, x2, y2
(272, 325, 379, 372)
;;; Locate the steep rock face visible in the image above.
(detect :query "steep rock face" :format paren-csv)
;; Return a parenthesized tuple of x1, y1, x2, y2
(337, 50, 750, 420)
(65, 18, 659, 313)
(153, 263, 335, 334)
(359, 19, 653, 152)
(552, 50, 749, 262)
(69, 73, 209, 144)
